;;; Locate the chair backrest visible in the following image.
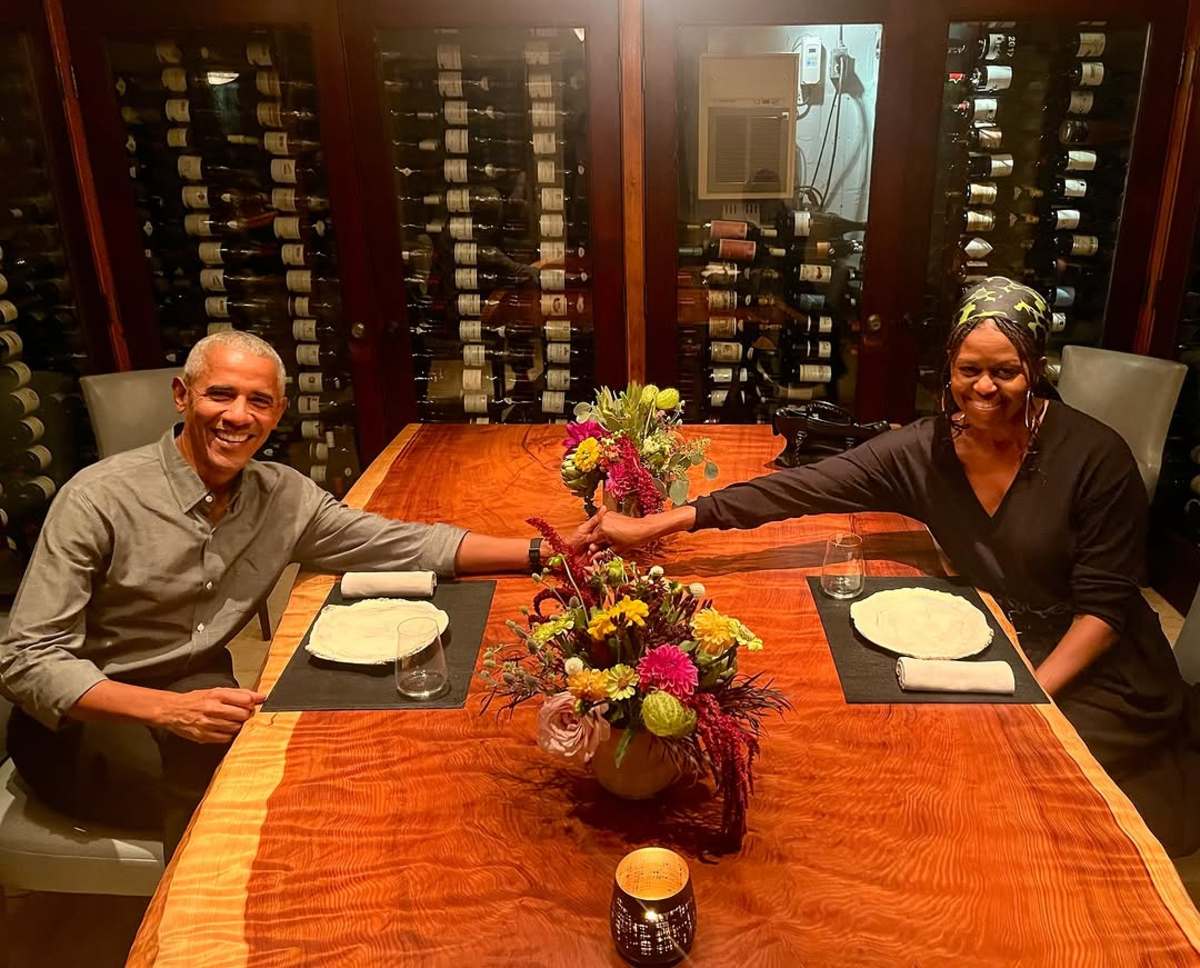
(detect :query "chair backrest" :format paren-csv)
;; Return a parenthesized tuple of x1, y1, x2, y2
(79, 369, 182, 458)
(1175, 583, 1200, 686)
(1057, 346, 1186, 499)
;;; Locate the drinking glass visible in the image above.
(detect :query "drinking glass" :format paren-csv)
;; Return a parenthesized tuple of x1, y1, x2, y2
(396, 616, 449, 699)
(821, 532, 864, 600)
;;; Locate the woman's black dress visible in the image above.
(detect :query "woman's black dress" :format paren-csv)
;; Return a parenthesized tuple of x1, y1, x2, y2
(692, 401, 1200, 857)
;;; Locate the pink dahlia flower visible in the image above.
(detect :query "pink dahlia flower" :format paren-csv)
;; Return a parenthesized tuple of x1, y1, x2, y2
(537, 691, 611, 762)
(564, 420, 606, 450)
(636, 645, 699, 699)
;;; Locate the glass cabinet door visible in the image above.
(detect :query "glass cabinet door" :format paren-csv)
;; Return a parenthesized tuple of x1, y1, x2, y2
(916, 20, 1149, 413)
(341, 0, 624, 426)
(0, 19, 110, 592)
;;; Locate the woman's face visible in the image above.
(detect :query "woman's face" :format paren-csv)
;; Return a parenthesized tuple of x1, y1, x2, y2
(949, 320, 1031, 427)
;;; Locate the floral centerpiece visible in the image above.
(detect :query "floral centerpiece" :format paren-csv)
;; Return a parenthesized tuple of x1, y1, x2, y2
(480, 521, 789, 845)
(559, 383, 718, 516)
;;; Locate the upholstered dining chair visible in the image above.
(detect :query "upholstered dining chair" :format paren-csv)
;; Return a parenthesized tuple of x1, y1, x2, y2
(1056, 346, 1186, 500)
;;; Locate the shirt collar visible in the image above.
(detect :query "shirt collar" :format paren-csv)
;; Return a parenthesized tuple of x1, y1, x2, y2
(157, 424, 247, 513)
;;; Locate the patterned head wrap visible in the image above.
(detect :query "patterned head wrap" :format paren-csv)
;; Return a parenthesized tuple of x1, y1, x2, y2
(953, 276, 1049, 351)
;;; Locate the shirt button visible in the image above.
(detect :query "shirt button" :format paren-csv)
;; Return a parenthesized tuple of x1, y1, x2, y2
(204, 495, 214, 504)
(205, 581, 214, 591)
(196, 622, 205, 632)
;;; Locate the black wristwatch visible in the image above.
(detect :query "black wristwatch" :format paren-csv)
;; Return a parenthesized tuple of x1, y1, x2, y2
(529, 536, 544, 572)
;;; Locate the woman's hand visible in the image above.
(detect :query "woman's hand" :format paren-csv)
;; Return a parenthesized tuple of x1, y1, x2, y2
(588, 505, 698, 552)
(564, 517, 607, 554)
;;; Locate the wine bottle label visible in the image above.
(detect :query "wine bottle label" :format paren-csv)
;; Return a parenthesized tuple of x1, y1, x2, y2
(971, 97, 998, 123)
(978, 66, 1012, 91)
(544, 320, 572, 342)
(963, 237, 994, 259)
(246, 40, 273, 66)
(0, 330, 23, 356)
(181, 186, 209, 209)
(540, 269, 567, 290)
(162, 67, 188, 93)
(456, 268, 479, 290)
(1066, 150, 1097, 172)
(267, 187, 296, 214)
(707, 290, 735, 311)
(200, 269, 227, 292)
(976, 126, 1003, 150)
(541, 294, 570, 316)
(537, 160, 558, 184)
(816, 340, 833, 359)
(443, 129, 470, 155)
(251, 70, 281, 98)
(200, 297, 229, 319)
(546, 367, 571, 391)
(532, 131, 557, 155)
(454, 319, 481, 342)
(25, 444, 51, 471)
(1054, 209, 1082, 230)
(540, 241, 566, 263)
(448, 217, 475, 241)
(275, 215, 302, 239)
(206, 321, 234, 334)
(458, 294, 482, 316)
(1054, 286, 1076, 307)
(437, 71, 464, 97)
(462, 344, 487, 367)
(966, 182, 998, 205)
(444, 159, 469, 183)
(454, 242, 478, 265)
(296, 345, 321, 367)
(527, 72, 554, 99)
(28, 475, 55, 501)
(989, 154, 1014, 177)
(984, 33, 1010, 61)
(437, 188, 466, 213)
(271, 159, 298, 184)
(1070, 234, 1100, 256)
(461, 367, 484, 391)
(710, 341, 743, 362)
(710, 367, 734, 384)
(11, 387, 38, 416)
(298, 372, 324, 393)
(1079, 62, 1104, 87)
(541, 391, 566, 414)
(263, 131, 290, 156)
(286, 318, 316, 342)
(796, 264, 833, 283)
(3, 362, 31, 388)
(707, 316, 739, 338)
(291, 296, 311, 316)
(304, 464, 326, 485)
(537, 186, 565, 212)
(791, 211, 813, 237)
(177, 155, 203, 180)
(1062, 177, 1088, 198)
(167, 127, 190, 148)
(708, 389, 729, 407)
(524, 42, 551, 66)
(298, 394, 322, 415)
(1077, 32, 1106, 58)
(301, 419, 322, 439)
(1051, 311, 1067, 333)
(443, 100, 469, 126)
(706, 219, 747, 241)
(1068, 91, 1095, 116)
(437, 45, 462, 71)
(461, 391, 488, 414)
(796, 364, 832, 383)
(287, 269, 314, 293)
(165, 99, 190, 123)
(965, 210, 995, 232)
(717, 239, 756, 261)
(540, 214, 565, 237)
(546, 343, 572, 364)
(156, 41, 182, 64)
(814, 315, 834, 333)
(531, 103, 558, 130)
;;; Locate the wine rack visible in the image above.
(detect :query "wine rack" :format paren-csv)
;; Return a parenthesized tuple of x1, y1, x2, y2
(107, 30, 361, 495)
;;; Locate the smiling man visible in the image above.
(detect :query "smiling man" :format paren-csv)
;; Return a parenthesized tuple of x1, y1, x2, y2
(0, 331, 573, 859)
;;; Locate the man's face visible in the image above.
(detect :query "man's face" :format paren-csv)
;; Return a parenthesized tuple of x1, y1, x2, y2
(172, 346, 286, 483)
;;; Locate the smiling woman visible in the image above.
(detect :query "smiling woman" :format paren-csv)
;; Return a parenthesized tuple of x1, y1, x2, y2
(587, 275, 1200, 858)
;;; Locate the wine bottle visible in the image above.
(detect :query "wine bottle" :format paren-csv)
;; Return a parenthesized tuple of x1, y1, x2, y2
(1058, 119, 1129, 147)
(773, 208, 866, 240)
(195, 239, 281, 267)
(393, 160, 519, 184)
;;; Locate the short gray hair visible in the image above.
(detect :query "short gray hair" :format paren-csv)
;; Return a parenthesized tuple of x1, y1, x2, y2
(182, 330, 287, 400)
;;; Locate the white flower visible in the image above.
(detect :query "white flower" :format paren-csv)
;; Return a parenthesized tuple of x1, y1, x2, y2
(564, 656, 584, 675)
(649, 565, 665, 579)
(689, 582, 706, 598)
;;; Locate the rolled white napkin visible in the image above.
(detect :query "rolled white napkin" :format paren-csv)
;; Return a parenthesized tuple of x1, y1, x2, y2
(340, 571, 437, 599)
(895, 657, 1015, 695)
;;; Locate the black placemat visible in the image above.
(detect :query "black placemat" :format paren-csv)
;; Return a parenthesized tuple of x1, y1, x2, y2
(262, 579, 496, 711)
(807, 576, 1048, 705)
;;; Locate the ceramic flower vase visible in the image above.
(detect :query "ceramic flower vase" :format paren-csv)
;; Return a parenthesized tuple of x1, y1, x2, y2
(591, 729, 680, 799)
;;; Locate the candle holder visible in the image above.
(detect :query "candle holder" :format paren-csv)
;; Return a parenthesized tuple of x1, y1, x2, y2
(610, 847, 696, 965)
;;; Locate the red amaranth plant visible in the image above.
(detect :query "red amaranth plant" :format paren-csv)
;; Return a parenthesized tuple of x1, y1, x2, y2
(690, 693, 758, 846)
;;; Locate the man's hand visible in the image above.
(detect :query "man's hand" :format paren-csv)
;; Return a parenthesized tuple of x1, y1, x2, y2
(155, 687, 267, 744)
(565, 515, 607, 554)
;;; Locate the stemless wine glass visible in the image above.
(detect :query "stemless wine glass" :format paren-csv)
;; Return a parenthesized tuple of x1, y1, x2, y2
(396, 616, 449, 700)
(821, 532, 864, 600)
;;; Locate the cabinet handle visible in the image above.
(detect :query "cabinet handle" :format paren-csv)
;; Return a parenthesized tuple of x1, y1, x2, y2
(349, 322, 366, 339)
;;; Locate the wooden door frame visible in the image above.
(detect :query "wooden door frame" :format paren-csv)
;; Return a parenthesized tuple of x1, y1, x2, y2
(338, 0, 626, 424)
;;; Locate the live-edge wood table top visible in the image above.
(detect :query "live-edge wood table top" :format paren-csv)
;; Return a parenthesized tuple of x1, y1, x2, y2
(128, 424, 1200, 967)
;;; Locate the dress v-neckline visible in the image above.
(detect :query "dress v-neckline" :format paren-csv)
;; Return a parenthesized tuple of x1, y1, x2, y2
(947, 401, 1052, 522)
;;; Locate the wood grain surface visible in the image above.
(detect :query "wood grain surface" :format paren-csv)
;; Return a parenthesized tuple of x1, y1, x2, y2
(129, 425, 1200, 966)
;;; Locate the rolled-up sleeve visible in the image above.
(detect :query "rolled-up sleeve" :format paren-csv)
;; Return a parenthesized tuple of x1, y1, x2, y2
(0, 489, 112, 729)
(292, 485, 467, 577)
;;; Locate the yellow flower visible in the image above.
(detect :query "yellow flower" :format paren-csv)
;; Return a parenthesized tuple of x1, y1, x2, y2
(692, 608, 736, 656)
(568, 668, 609, 701)
(605, 664, 639, 700)
(588, 607, 617, 640)
(573, 436, 602, 472)
(588, 598, 649, 641)
(612, 598, 649, 627)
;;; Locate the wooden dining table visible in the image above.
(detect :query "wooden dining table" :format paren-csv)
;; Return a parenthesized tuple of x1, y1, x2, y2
(128, 424, 1200, 966)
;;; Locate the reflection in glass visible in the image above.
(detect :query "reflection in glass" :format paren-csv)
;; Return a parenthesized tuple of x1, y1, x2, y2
(674, 25, 881, 423)
(377, 27, 594, 424)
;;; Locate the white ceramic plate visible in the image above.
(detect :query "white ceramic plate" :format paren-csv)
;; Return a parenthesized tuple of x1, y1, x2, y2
(849, 588, 994, 659)
(304, 598, 450, 665)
